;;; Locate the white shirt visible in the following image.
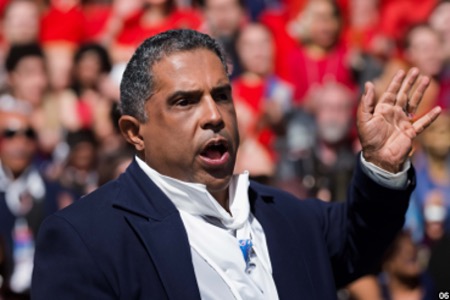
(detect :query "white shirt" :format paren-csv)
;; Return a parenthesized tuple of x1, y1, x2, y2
(135, 154, 409, 300)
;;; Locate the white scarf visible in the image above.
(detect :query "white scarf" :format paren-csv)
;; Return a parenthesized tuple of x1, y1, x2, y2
(136, 157, 279, 300)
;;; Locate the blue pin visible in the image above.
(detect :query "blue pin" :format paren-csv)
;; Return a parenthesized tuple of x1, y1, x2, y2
(238, 239, 253, 267)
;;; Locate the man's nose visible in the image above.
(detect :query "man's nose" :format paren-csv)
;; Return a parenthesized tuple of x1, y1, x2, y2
(200, 96, 225, 132)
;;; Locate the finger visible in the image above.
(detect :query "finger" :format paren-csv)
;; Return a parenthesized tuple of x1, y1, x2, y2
(413, 106, 442, 134)
(379, 69, 405, 105)
(360, 82, 376, 117)
(386, 69, 406, 94)
(396, 68, 420, 109)
(407, 75, 430, 115)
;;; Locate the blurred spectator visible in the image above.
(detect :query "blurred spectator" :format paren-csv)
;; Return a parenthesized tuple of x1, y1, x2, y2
(378, 231, 435, 300)
(198, 0, 246, 78)
(50, 129, 99, 196)
(71, 43, 119, 152)
(4, 44, 47, 110)
(343, 0, 393, 91)
(1, 0, 40, 47)
(429, 0, 450, 62)
(282, 0, 356, 105)
(40, 0, 85, 47)
(0, 0, 41, 94)
(2, 43, 60, 156)
(403, 113, 450, 293)
(232, 23, 293, 181)
(378, 0, 437, 48)
(40, 0, 84, 102)
(97, 146, 134, 186)
(276, 81, 357, 202)
(111, 0, 201, 64)
(429, 0, 450, 111)
(0, 98, 74, 299)
(375, 24, 446, 118)
(410, 112, 450, 235)
(86, 0, 143, 47)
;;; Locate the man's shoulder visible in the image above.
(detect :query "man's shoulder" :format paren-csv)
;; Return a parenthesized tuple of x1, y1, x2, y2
(248, 180, 330, 215)
(53, 178, 123, 225)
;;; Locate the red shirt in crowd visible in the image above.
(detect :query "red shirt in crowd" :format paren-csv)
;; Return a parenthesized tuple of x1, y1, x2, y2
(115, 9, 201, 48)
(233, 77, 275, 160)
(40, 3, 85, 45)
(285, 42, 355, 104)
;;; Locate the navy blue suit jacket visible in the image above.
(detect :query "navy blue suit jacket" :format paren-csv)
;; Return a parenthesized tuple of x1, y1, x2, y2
(31, 158, 415, 299)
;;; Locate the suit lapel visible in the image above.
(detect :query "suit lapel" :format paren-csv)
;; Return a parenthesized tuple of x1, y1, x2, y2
(113, 160, 201, 300)
(250, 184, 316, 298)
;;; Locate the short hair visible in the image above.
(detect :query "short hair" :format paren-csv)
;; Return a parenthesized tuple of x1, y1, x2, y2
(74, 43, 112, 74)
(119, 29, 228, 122)
(5, 43, 44, 72)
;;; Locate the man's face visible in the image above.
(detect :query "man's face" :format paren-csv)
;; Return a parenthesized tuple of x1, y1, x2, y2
(315, 85, 353, 144)
(0, 111, 37, 178)
(9, 56, 47, 106)
(135, 49, 239, 199)
(203, 0, 243, 38)
(308, 1, 340, 49)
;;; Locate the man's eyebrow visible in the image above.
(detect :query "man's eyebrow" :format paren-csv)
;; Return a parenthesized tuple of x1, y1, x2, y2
(167, 89, 203, 101)
(167, 84, 232, 101)
(211, 84, 232, 94)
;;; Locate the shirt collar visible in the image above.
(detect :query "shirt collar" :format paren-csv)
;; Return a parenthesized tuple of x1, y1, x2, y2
(135, 156, 250, 230)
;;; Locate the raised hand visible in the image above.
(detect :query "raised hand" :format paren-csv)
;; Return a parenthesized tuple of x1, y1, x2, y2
(357, 68, 442, 173)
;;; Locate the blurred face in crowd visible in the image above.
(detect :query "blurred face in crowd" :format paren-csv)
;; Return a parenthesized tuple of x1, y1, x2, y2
(75, 51, 103, 89)
(8, 56, 48, 107)
(350, 0, 378, 27)
(202, 0, 244, 38)
(306, 0, 341, 49)
(429, 1, 450, 59)
(45, 46, 74, 91)
(120, 49, 239, 203)
(236, 24, 274, 77)
(0, 111, 37, 178)
(420, 112, 450, 159)
(405, 26, 444, 78)
(3, 0, 40, 45)
(384, 233, 421, 281)
(68, 142, 97, 171)
(314, 83, 354, 144)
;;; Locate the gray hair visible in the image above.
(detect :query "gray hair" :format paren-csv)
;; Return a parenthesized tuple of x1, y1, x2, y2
(119, 29, 228, 122)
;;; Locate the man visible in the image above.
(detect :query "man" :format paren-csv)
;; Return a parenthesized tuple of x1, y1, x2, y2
(31, 29, 441, 299)
(199, 0, 246, 78)
(277, 81, 357, 202)
(0, 98, 68, 298)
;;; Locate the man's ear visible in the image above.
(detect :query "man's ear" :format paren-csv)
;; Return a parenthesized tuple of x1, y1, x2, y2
(118, 115, 145, 151)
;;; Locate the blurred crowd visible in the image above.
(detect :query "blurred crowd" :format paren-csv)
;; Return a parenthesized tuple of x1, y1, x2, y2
(0, 0, 449, 299)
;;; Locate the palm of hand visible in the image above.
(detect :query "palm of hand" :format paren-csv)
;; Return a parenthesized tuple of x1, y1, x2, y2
(357, 68, 441, 173)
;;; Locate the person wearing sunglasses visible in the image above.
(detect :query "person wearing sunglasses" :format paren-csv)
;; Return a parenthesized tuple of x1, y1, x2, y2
(0, 98, 72, 299)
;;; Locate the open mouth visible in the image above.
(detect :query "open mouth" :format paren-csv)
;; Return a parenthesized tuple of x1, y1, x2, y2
(200, 140, 229, 160)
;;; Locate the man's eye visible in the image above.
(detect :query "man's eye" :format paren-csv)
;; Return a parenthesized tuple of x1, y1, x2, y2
(176, 99, 190, 106)
(215, 92, 230, 102)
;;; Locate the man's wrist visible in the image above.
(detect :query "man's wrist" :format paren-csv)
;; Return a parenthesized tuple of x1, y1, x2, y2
(360, 152, 410, 190)
(362, 151, 402, 174)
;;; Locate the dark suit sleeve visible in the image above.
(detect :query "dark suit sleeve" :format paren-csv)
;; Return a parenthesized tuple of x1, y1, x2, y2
(31, 214, 117, 299)
(319, 157, 415, 287)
